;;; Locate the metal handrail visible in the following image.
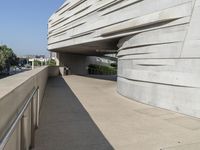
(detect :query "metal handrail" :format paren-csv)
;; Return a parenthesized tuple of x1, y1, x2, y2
(0, 87, 39, 150)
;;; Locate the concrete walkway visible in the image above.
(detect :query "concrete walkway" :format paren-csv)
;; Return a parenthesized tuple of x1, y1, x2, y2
(34, 76, 200, 150)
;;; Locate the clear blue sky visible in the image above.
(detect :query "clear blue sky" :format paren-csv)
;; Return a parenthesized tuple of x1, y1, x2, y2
(0, 0, 65, 56)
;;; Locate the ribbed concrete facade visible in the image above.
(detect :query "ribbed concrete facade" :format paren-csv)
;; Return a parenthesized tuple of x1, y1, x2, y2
(48, 0, 200, 117)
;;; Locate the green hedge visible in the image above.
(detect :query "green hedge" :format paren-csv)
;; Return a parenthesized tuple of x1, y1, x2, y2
(47, 59, 56, 66)
(88, 64, 117, 75)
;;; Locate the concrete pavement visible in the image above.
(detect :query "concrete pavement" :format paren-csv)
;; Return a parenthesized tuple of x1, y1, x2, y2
(34, 75, 200, 150)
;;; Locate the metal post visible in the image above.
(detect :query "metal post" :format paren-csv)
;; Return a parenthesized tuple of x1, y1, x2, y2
(20, 110, 29, 150)
(20, 116, 25, 150)
(36, 89, 40, 128)
(30, 100, 35, 148)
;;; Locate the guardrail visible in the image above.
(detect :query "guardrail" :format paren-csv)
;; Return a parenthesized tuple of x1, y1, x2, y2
(0, 87, 39, 150)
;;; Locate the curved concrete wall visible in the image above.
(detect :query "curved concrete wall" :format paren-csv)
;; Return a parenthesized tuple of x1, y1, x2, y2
(117, 0, 200, 117)
(49, 0, 200, 117)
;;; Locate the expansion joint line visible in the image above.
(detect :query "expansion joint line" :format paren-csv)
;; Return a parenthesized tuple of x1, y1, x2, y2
(179, 0, 197, 58)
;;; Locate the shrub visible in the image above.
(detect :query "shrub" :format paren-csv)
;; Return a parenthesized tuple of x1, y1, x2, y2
(47, 59, 56, 66)
(34, 60, 42, 66)
(88, 64, 117, 75)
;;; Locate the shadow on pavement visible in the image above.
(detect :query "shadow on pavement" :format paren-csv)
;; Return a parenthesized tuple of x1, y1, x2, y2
(34, 76, 114, 150)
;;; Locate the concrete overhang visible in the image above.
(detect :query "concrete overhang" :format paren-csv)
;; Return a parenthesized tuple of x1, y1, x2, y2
(48, 37, 119, 56)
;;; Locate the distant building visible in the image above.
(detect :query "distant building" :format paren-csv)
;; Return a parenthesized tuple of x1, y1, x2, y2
(18, 55, 51, 67)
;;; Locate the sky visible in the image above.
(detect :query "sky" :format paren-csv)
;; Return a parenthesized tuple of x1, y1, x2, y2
(0, 0, 65, 56)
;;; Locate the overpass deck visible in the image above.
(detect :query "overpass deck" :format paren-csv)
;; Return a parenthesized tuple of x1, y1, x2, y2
(34, 76, 200, 150)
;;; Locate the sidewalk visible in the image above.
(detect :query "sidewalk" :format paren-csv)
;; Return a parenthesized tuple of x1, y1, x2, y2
(34, 75, 200, 150)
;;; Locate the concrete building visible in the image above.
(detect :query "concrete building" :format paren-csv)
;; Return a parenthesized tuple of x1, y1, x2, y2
(48, 0, 200, 118)
(2, 1, 200, 149)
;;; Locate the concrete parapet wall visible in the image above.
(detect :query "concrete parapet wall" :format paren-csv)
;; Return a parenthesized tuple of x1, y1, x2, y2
(0, 66, 58, 150)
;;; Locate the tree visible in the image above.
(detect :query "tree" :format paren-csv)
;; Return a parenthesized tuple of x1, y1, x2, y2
(0, 45, 19, 73)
